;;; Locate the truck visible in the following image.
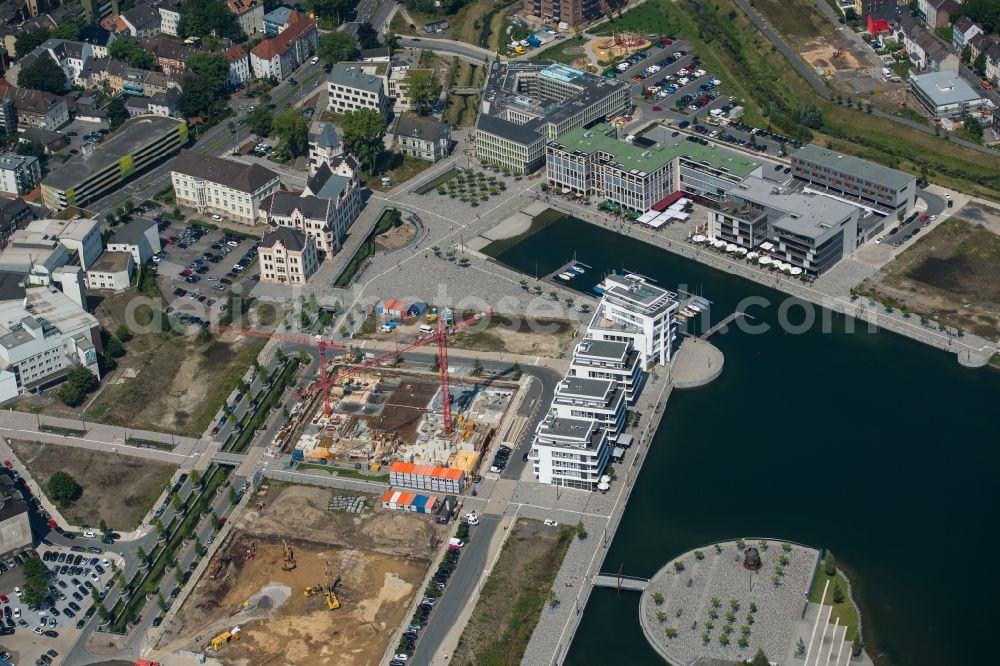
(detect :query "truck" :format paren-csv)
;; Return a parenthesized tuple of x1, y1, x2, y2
(292, 450, 304, 462)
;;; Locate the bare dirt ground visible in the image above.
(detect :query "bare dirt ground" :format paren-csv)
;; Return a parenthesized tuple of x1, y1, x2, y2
(452, 518, 574, 665)
(861, 214, 1000, 337)
(374, 221, 417, 252)
(167, 485, 439, 666)
(8, 439, 175, 530)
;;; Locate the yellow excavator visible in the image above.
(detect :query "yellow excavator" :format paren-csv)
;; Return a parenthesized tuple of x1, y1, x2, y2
(282, 539, 296, 571)
(324, 560, 341, 610)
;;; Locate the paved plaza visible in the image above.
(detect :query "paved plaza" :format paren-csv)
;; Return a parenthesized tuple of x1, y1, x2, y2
(640, 540, 819, 664)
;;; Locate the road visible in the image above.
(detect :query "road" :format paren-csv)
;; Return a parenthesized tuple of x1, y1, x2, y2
(398, 36, 491, 63)
(343, 0, 397, 37)
(409, 514, 500, 665)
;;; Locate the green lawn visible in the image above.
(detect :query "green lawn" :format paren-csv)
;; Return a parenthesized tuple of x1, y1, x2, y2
(808, 566, 861, 641)
(364, 151, 434, 192)
(891, 60, 911, 81)
(530, 36, 587, 65)
(297, 463, 389, 483)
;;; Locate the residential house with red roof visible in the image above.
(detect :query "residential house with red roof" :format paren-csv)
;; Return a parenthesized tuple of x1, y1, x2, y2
(249, 10, 316, 82)
(225, 45, 251, 89)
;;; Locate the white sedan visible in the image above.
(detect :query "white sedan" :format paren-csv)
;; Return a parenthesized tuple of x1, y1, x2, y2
(544, 519, 559, 527)
(83, 529, 96, 538)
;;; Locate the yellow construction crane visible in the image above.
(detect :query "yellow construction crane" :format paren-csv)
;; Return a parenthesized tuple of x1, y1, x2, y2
(282, 539, 296, 571)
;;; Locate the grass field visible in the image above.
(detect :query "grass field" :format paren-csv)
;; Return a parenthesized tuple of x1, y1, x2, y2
(531, 36, 587, 65)
(591, 0, 1000, 200)
(365, 151, 433, 192)
(753, 0, 834, 38)
(808, 564, 861, 641)
(452, 519, 574, 665)
(860, 215, 1000, 337)
(296, 463, 390, 483)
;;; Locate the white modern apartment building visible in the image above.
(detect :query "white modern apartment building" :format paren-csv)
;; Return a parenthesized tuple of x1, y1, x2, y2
(21, 218, 102, 271)
(106, 219, 160, 265)
(588, 273, 679, 369)
(550, 376, 627, 439)
(569, 338, 644, 404)
(0, 287, 101, 403)
(258, 226, 318, 285)
(0, 154, 42, 197)
(171, 151, 280, 226)
(85, 251, 133, 291)
(158, 0, 182, 36)
(531, 415, 610, 491)
(474, 61, 629, 174)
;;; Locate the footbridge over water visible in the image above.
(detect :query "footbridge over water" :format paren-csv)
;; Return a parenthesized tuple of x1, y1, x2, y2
(592, 573, 650, 592)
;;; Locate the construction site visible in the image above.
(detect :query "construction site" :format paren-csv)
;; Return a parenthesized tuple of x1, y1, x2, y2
(165, 484, 440, 665)
(268, 308, 518, 483)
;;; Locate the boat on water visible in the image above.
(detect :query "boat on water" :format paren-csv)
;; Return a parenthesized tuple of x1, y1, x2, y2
(680, 308, 698, 317)
(693, 298, 710, 308)
(571, 265, 586, 274)
(674, 312, 689, 320)
(593, 285, 605, 295)
(687, 302, 705, 312)
(558, 272, 575, 280)
(671, 317, 686, 325)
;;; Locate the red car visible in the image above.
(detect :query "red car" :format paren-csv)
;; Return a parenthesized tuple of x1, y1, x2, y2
(0, 594, 8, 603)
(218, 517, 227, 526)
(211, 426, 220, 436)
(47, 518, 58, 529)
(652, 105, 662, 111)
(3, 459, 11, 469)
(661, 39, 673, 45)
(166, 236, 178, 244)
(180, 269, 193, 277)
(919, 214, 929, 222)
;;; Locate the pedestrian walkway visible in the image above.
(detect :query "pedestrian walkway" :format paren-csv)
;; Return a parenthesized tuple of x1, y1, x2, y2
(592, 574, 649, 591)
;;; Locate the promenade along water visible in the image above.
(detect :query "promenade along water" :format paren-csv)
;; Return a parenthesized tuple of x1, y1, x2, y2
(489, 214, 1000, 666)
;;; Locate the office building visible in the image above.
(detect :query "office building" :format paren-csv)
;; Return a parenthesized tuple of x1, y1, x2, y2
(106, 218, 160, 265)
(42, 115, 187, 210)
(158, 0, 182, 36)
(0, 154, 41, 196)
(396, 115, 451, 163)
(0, 285, 101, 403)
(18, 218, 102, 272)
(327, 62, 389, 115)
(475, 61, 628, 174)
(569, 338, 644, 404)
(171, 151, 280, 226)
(710, 177, 860, 276)
(249, 9, 316, 81)
(530, 415, 610, 490)
(258, 227, 318, 285)
(546, 123, 765, 210)
(588, 272, 679, 369)
(909, 71, 988, 119)
(85, 251, 133, 291)
(790, 143, 916, 216)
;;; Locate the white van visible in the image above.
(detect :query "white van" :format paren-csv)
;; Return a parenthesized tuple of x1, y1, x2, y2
(419, 324, 435, 334)
(311, 56, 319, 65)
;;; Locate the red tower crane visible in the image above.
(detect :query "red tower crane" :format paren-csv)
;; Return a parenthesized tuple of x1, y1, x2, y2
(216, 307, 491, 434)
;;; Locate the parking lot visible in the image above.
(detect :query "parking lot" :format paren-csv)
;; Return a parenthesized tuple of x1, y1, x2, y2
(0, 545, 118, 666)
(154, 219, 261, 328)
(58, 118, 112, 157)
(613, 39, 806, 156)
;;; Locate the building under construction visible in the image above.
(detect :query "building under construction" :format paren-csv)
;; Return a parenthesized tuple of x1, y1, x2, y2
(283, 368, 514, 480)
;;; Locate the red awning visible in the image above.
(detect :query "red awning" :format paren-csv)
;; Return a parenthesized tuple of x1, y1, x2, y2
(652, 191, 684, 212)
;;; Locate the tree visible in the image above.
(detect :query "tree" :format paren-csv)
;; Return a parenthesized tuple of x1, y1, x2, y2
(306, 0, 354, 23)
(48, 471, 82, 507)
(191, 469, 202, 487)
(824, 550, 836, 576)
(964, 116, 984, 140)
(59, 365, 97, 406)
(832, 581, 846, 604)
(357, 22, 380, 49)
(179, 53, 231, 118)
(404, 69, 442, 114)
(229, 486, 239, 505)
(17, 54, 68, 94)
(797, 103, 825, 129)
(749, 649, 770, 666)
(974, 52, 987, 74)
(179, 0, 240, 39)
(907, 0, 918, 12)
(52, 17, 85, 40)
(115, 323, 132, 342)
(273, 107, 310, 157)
(852, 634, 863, 656)
(106, 336, 126, 358)
(575, 520, 588, 540)
(16, 140, 46, 158)
(318, 31, 358, 67)
(341, 107, 387, 172)
(104, 95, 129, 131)
(109, 38, 157, 70)
(21, 557, 49, 606)
(471, 358, 483, 376)
(961, 44, 972, 64)
(797, 637, 807, 655)
(15, 28, 51, 57)
(152, 518, 165, 537)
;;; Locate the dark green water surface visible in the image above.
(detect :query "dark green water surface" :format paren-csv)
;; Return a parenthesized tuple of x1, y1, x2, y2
(490, 214, 1000, 666)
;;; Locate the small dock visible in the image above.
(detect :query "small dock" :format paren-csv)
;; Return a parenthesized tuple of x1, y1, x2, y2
(699, 311, 748, 340)
(543, 259, 592, 284)
(592, 574, 650, 592)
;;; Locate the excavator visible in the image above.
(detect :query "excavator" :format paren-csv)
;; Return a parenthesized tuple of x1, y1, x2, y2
(282, 539, 296, 571)
(324, 560, 341, 610)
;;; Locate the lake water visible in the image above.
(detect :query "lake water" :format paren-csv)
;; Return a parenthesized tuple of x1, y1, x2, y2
(489, 213, 1000, 666)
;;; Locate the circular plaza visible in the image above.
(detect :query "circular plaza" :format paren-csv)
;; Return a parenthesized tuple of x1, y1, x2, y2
(639, 539, 820, 664)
